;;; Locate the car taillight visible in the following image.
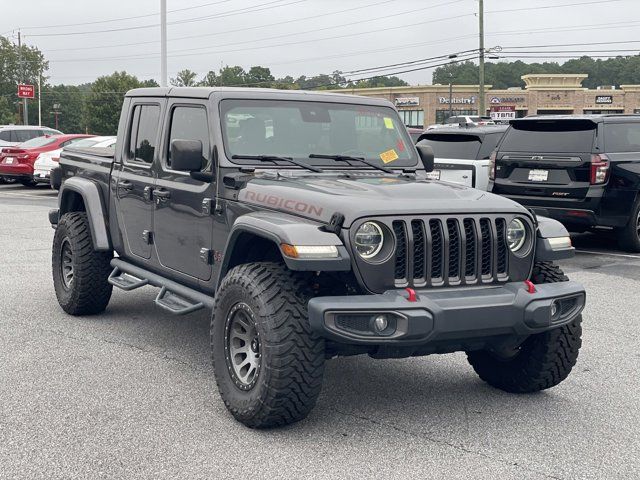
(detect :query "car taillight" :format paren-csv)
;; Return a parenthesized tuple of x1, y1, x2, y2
(489, 151, 497, 180)
(52, 156, 60, 162)
(590, 154, 610, 185)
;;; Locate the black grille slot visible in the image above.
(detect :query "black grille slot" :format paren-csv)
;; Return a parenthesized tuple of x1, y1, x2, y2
(429, 219, 443, 280)
(393, 221, 407, 280)
(463, 219, 476, 278)
(377, 215, 519, 290)
(495, 218, 508, 275)
(411, 220, 425, 280)
(446, 219, 460, 280)
(480, 219, 492, 277)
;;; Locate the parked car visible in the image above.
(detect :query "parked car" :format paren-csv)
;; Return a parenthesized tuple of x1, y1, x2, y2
(33, 136, 115, 185)
(490, 114, 640, 251)
(0, 134, 93, 187)
(416, 125, 508, 190)
(427, 115, 495, 130)
(49, 87, 584, 429)
(0, 125, 62, 147)
(406, 127, 424, 143)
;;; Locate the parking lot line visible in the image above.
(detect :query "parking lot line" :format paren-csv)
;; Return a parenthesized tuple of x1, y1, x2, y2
(576, 249, 640, 259)
(0, 191, 56, 199)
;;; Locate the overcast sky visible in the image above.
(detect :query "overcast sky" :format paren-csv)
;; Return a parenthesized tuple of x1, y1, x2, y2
(1, 0, 639, 86)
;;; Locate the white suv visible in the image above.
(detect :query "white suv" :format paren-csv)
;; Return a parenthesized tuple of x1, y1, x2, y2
(0, 125, 62, 147)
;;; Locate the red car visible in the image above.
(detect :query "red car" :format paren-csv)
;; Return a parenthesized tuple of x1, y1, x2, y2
(0, 134, 93, 187)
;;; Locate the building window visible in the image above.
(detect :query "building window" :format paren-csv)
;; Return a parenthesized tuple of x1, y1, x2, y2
(398, 109, 424, 128)
(435, 109, 478, 124)
(583, 109, 624, 115)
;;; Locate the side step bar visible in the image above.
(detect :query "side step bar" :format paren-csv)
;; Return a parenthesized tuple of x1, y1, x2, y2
(108, 258, 214, 315)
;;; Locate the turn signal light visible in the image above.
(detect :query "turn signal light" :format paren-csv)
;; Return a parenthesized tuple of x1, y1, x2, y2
(590, 154, 610, 185)
(280, 244, 339, 259)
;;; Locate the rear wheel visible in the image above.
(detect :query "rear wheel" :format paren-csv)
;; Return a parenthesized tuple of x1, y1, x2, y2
(211, 262, 325, 428)
(20, 179, 38, 188)
(467, 262, 582, 393)
(617, 197, 640, 252)
(52, 212, 113, 315)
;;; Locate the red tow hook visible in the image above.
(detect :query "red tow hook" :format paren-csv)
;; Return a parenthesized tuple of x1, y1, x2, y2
(405, 287, 418, 302)
(524, 280, 536, 294)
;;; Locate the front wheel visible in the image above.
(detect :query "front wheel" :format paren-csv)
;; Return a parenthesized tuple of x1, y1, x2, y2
(211, 262, 325, 428)
(52, 212, 113, 315)
(466, 262, 582, 393)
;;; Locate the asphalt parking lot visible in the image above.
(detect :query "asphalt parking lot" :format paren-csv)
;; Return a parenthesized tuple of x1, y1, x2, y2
(1, 183, 639, 480)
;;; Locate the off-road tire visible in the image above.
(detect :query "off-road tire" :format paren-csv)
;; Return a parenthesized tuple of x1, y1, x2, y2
(52, 212, 113, 315)
(467, 262, 582, 393)
(211, 262, 325, 428)
(617, 197, 640, 252)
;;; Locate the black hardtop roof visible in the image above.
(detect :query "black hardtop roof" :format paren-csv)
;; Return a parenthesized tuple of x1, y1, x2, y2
(512, 114, 640, 125)
(422, 125, 509, 136)
(125, 86, 393, 107)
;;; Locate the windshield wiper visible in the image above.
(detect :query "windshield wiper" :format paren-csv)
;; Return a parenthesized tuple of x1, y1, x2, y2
(231, 154, 322, 173)
(308, 154, 394, 174)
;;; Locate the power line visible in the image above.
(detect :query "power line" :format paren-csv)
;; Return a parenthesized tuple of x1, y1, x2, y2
(15, 0, 234, 30)
(37, 0, 400, 53)
(486, 0, 626, 14)
(25, 0, 308, 37)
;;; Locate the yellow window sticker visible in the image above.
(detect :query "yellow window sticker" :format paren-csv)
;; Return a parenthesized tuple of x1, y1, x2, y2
(383, 117, 394, 129)
(379, 149, 399, 164)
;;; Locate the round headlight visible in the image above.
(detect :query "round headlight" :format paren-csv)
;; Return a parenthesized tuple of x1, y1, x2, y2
(507, 218, 527, 252)
(354, 222, 384, 259)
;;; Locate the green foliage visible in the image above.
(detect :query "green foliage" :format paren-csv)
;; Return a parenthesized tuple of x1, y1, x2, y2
(433, 56, 640, 89)
(351, 76, 409, 88)
(39, 84, 90, 133)
(85, 71, 157, 135)
(171, 69, 198, 87)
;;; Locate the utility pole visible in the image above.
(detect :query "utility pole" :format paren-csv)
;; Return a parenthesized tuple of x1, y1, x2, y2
(18, 30, 28, 125)
(160, 0, 167, 87)
(478, 0, 485, 117)
(37, 70, 42, 126)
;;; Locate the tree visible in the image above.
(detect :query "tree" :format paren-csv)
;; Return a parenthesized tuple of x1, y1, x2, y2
(245, 66, 274, 86)
(0, 36, 48, 124)
(352, 75, 409, 88)
(218, 66, 247, 86)
(171, 69, 198, 87)
(199, 70, 219, 87)
(39, 84, 91, 133)
(85, 71, 158, 135)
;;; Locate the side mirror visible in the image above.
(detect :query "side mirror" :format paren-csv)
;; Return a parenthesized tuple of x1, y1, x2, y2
(416, 144, 435, 172)
(170, 139, 202, 172)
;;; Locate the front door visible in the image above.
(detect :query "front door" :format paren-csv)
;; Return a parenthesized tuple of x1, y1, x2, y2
(153, 101, 215, 281)
(113, 102, 162, 259)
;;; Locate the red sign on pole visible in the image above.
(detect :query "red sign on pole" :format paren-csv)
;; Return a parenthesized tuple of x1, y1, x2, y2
(18, 84, 35, 99)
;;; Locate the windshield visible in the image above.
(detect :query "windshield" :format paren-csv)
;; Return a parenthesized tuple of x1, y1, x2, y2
(501, 120, 596, 153)
(220, 99, 419, 169)
(19, 136, 57, 148)
(69, 137, 99, 148)
(419, 134, 482, 159)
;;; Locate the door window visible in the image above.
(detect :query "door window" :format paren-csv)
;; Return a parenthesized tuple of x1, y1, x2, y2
(0, 130, 10, 141)
(605, 123, 640, 152)
(128, 104, 161, 164)
(166, 106, 210, 171)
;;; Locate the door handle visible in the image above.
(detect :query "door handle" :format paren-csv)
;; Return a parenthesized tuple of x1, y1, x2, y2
(118, 180, 133, 190)
(153, 189, 171, 200)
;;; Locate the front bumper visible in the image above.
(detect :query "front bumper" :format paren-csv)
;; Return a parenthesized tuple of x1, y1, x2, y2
(308, 281, 585, 346)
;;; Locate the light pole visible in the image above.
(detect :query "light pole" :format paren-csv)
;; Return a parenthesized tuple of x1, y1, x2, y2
(161, 0, 167, 87)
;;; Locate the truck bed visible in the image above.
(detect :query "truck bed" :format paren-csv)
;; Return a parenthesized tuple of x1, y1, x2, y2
(59, 147, 115, 205)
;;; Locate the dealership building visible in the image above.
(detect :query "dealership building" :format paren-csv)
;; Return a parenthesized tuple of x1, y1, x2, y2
(339, 74, 640, 128)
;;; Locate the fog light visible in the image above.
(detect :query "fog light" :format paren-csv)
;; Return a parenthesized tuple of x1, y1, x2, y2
(373, 315, 388, 332)
(550, 301, 560, 320)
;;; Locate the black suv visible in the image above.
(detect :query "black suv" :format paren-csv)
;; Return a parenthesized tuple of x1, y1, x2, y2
(491, 115, 640, 251)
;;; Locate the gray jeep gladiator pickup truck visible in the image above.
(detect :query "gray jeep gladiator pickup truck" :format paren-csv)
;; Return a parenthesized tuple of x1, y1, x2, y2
(49, 87, 585, 429)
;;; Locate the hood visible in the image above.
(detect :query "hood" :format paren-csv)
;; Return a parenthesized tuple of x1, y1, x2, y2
(235, 172, 529, 226)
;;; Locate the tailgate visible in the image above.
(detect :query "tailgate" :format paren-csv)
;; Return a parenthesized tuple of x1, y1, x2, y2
(493, 119, 597, 200)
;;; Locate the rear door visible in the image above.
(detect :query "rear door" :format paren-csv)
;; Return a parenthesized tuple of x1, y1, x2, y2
(112, 101, 163, 260)
(418, 133, 482, 187)
(153, 100, 215, 282)
(493, 119, 597, 199)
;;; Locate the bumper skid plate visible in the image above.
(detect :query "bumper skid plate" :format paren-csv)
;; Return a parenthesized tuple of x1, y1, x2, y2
(308, 281, 585, 345)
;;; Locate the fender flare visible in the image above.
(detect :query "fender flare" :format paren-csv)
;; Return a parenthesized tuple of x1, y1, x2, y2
(216, 211, 350, 288)
(535, 215, 574, 261)
(58, 177, 111, 251)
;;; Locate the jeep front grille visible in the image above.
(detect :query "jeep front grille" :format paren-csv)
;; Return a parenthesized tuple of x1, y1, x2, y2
(392, 216, 509, 287)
